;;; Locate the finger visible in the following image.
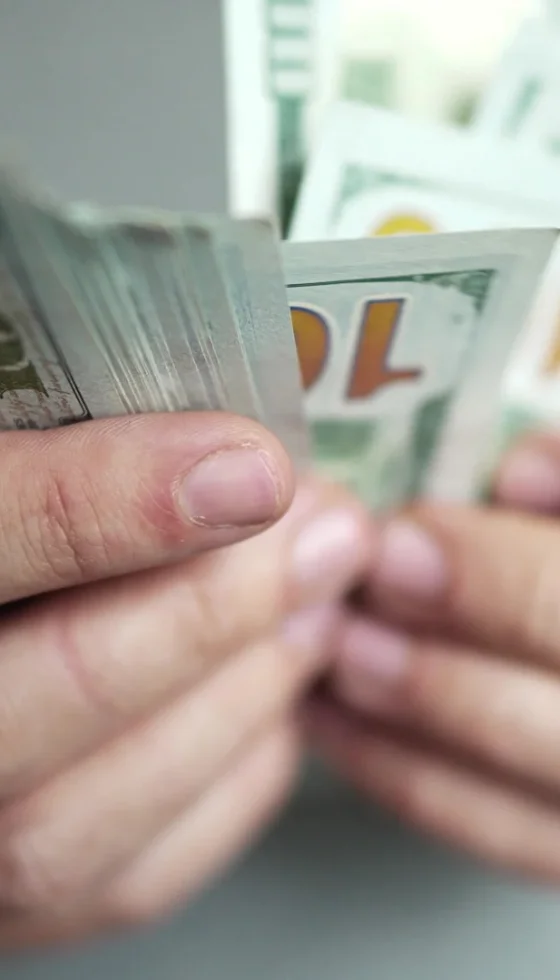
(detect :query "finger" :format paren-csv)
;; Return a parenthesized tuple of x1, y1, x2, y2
(0, 614, 332, 912)
(495, 431, 560, 514)
(365, 504, 560, 667)
(333, 616, 560, 793)
(309, 706, 560, 883)
(0, 911, 98, 952)
(0, 478, 370, 796)
(0, 725, 298, 949)
(0, 412, 293, 604)
(103, 724, 298, 927)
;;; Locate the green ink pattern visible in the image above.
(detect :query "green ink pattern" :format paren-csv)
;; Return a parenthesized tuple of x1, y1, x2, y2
(0, 312, 46, 399)
(266, 0, 313, 232)
(502, 78, 543, 138)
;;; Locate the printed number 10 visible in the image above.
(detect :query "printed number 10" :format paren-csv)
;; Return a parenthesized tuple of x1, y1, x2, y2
(291, 298, 422, 399)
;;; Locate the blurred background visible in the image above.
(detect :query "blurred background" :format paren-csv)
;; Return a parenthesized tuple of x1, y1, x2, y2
(0, 0, 541, 211)
(341, 0, 537, 123)
(2, 2, 560, 979)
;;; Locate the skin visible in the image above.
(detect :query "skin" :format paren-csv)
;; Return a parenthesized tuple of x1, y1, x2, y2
(311, 431, 560, 885)
(3, 408, 558, 947)
(0, 412, 374, 949)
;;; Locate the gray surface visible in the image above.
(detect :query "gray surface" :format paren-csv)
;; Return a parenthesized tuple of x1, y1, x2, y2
(4, 779, 560, 980)
(2, 2, 560, 978)
(0, 0, 228, 210)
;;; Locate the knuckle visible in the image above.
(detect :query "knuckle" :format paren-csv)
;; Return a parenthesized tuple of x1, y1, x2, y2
(373, 743, 441, 827)
(395, 763, 442, 826)
(180, 569, 244, 669)
(400, 645, 460, 733)
(0, 819, 78, 912)
(51, 607, 123, 724)
(16, 463, 112, 586)
(523, 556, 560, 656)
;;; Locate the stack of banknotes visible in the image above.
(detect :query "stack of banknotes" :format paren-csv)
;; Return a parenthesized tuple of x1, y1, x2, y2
(2, 4, 560, 512)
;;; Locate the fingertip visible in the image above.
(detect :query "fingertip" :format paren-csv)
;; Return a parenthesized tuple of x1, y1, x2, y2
(495, 436, 560, 513)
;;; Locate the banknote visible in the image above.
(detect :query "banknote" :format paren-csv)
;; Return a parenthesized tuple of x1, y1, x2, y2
(475, 16, 560, 157)
(284, 229, 557, 508)
(470, 16, 560, 447)
(290, 102, 560, 242)
(0, 171, 309, 461)
(490, 252, 560, 464)
(223, 0, 338, 230)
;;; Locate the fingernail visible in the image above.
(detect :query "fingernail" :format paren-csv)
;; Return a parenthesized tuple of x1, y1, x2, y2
(291, 508, 365, 603)
(376, 520, 448, 602)
(340, 619, 410, 683)
(179, 448, 281, 527)
(497, 448, 560, 512)
(283, 605, 339, 652)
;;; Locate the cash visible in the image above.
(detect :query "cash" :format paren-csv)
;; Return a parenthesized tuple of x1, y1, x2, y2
(471, 13, 560, 447)
(223, 0, 338, 231)
(284, 230, 556, 508)
(0, 170, 309, 462)
(288, 101, 560, 458)
(0, 169, 555, 511)
(475, 16, 560, 156)
(290, 101, 560, 242)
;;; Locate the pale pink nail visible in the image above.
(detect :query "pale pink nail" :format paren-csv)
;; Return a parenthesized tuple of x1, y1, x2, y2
(335, 619, 409, 712)
(497, 448, 560, 512)
(291, 508, 365, 603)
(376, 521, 448, 601)
(180, 448, 281, 527)
(341, 619, 410, 681)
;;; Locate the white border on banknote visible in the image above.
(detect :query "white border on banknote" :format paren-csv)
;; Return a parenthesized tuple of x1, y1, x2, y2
(475, 16, 560, 137)
(290, 101, 560, 241)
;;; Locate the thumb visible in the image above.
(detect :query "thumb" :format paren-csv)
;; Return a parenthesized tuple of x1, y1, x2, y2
(0, 412, 293, 604)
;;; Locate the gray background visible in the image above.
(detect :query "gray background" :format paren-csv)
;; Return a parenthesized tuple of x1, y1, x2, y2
(1, 1, 560, 977)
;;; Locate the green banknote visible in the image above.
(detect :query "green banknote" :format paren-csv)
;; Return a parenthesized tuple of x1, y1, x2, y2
(0, 170, 308, 462)
(475, 15, 560, 157)
(472, 14, 560, 450)
(290, 102, 560, 243)
(284, 230, 557, 508)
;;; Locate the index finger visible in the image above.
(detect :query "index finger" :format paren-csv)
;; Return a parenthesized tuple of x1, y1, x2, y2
(0, 478, 372, 796)
(366, 504, 560, 667)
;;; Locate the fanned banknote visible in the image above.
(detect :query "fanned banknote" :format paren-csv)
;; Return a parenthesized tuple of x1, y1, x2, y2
(0, 170, 309, 462)
(224, 0, 338, 229)
(472, 14, 560, 445)
(285, 230, 557, 508)
(290, 102, 560, 242)
(475, 16, 560, 157)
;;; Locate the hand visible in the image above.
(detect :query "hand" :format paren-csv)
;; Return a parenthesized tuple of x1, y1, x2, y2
(310, 431, 560, 883)
(0, 413, 372, 948)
